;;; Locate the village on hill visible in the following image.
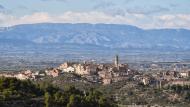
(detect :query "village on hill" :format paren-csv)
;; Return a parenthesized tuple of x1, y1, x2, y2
(1, 55, 190, 88)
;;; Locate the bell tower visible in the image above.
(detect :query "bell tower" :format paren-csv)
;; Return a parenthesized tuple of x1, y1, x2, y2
(114, 55, 119, 67)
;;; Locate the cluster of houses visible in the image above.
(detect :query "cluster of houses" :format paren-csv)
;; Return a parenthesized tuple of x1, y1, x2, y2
(0, 56, 137, 84)
(159, 69, 190, 86)
(0, 70, 43, 80)
(137, 69, 190, 87)
(0, 55, 190, 86)
(57, 55, 138, 84)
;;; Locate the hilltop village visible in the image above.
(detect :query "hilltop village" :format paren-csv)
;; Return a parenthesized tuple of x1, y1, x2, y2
(0, 55, 190, 87)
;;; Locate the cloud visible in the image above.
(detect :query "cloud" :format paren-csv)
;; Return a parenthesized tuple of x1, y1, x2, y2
(156, 14, 190, 28)
(0, 11, 134, 26)
(169, 3, 179, 8)
(93, 1, 115, 10)
(0, 4, 4, 9)
(0, 4, 8, 14)
(0, 12, 51, 26)
(0, 4, 12, 14)
(41, 0, 69, 2)
(124, 0, 134, 3)
(126, 6, 170, 15)
(0, 11, 189, 29)
(92, 0, 170, 16)
(17, 5, 29, 10)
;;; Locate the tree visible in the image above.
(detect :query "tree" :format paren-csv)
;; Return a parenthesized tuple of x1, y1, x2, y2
(67, 95, 81, 107)
(44, 92, 51, 107)
(185, 92, 190, 101)
(98, 96, 107, 107)
(2, 90, 11, 100)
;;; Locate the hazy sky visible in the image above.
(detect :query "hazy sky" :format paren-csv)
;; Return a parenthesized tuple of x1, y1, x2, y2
(0, 0, 190, 29)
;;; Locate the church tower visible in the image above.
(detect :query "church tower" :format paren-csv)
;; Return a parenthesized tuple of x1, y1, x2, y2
(114, 55, 119, 67)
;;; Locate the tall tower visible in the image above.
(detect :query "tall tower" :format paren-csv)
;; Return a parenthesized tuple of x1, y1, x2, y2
(114, 55, 119, 67)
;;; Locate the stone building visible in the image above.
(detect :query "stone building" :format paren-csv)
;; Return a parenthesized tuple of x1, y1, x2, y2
(46, 68, 61, 77)
(58, 62, 72, 70)
(75, 64, 98, 75)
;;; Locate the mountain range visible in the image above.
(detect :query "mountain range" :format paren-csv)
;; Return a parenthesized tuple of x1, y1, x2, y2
(0, 23, 190, 51)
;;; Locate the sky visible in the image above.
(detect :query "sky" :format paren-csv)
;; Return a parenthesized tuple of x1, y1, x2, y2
(0, 0, 190, 29)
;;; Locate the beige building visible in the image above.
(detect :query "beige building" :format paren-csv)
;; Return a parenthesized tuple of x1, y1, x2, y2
(179, 70, 190, 78)
(15, 73, 30, 80)
(102, 78, 112, 85)
(75, 64, 98, 75)
(46, 68, 61, 77)
(142, 77, 150, 85)
(58, 62, 72, 70)
(98, 64, 131, 85)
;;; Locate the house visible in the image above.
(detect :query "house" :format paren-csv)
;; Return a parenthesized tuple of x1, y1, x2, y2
(62, 66, 75, 73)
(142, 77, 150, 85)
(0, 73, 15, 78)
(75, 64, 98, 75)
(15, 73, 30, 80)
(46, 68, 61, 77)
(35, 70, 46, 76)
(169, 79, 190, 86)
(58, 62, 72, 70)
(98, 65, 131, 84)
(102, 78, 112, 85)
(179, 70, 190, 78)
(98, 70, 112, 79)
(159, 71, 179, 81)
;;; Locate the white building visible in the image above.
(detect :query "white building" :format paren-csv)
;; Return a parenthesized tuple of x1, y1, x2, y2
(179, 70, 190, 78)
(15, 73, 29, 80)
(62, 66, 75, 73)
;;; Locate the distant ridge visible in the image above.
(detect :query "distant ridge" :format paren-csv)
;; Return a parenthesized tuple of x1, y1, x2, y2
(0, 23, 190, 51)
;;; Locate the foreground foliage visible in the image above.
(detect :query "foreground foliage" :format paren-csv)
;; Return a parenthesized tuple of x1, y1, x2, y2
(0, 77, 117, 107)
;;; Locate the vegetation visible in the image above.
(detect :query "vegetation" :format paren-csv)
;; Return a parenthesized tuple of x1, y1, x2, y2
(2, 74, 190, 107)
(38, 73, 190, 107)
(43, 86, 117, 107)
(0, 77, 43, 100)
(0, 77, 116, 107)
